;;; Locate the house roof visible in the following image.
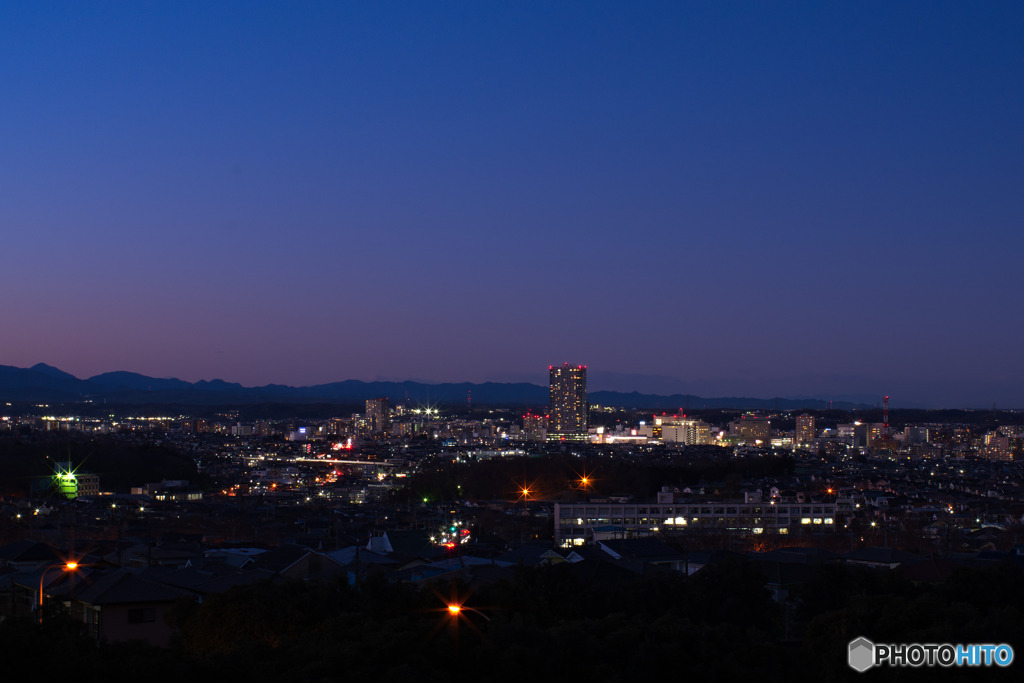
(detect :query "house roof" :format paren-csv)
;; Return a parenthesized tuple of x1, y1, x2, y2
(752, 547, 839, 564)
(250, 544, 314, 573)
(203, 548, 265, 569)
(192, 570, 277, 594)
(71, 569, 192, 606)
(250, 544, 345, 579)
(0, 540, 58, 564)
(755, 560, 816, 586)
(383, 530, 439, 559)
(600, 538, 684, 562)
(843, 547, 923, 566)
(137, 564, 242, 592)
(496, 544, 566, 567)
(159, 532, 204, 545)
(564, 557, 639, 584)
(327, 546, 397, 567)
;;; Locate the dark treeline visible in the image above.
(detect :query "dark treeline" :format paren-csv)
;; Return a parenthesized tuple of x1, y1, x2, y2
(0, 434, 201, 497)
(3, 559, 1021, 682)
(400, 452, 795, 503)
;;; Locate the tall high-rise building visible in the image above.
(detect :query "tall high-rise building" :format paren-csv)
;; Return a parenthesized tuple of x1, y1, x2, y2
(547, 363, 588, 441)
(795, 414, 816, 447)
(365, 398, 391, 434)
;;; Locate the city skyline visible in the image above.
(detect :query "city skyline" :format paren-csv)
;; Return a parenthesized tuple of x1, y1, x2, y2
(2, 3, 1023, 409)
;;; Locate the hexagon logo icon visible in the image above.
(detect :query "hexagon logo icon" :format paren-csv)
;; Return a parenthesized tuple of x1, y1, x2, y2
(849, 637, 875, 672)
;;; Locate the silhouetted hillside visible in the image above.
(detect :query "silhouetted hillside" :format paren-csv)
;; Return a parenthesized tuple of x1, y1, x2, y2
(0, 363, 867, 409)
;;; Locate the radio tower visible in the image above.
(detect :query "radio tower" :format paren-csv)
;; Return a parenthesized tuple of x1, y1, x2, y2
(882, 395, 890, 438)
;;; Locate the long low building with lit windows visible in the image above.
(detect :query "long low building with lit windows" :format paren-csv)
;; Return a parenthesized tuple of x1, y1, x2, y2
(554, 500, 839, 547)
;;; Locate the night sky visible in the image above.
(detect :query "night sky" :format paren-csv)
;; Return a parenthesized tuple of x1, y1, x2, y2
(2, 2, 1022, 408)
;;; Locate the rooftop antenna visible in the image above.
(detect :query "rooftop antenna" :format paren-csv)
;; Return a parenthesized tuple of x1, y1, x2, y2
(883, 395, 890, 438)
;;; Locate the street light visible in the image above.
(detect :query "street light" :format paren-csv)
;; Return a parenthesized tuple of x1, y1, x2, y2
(515, 484, 534, 543)
(517, 485, 532, 514)
(38, 560, 79, 622)
(446, 602, 490, 622)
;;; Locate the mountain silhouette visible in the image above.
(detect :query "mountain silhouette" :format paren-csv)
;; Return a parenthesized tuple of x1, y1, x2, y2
(0, 364, 865, 409)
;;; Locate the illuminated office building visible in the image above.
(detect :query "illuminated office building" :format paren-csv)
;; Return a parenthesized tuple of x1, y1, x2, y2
(730, 415, 771, 446)
(522, 411, 548, 441)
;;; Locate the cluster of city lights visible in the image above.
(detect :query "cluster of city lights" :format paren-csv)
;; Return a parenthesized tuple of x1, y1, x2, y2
(431, 520, 471, 548)
(410, 404, 440, 416)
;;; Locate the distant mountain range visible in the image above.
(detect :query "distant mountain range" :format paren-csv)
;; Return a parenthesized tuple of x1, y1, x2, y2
(0, 363, 867, 410)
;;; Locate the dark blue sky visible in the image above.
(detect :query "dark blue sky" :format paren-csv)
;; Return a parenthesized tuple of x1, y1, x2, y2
(2, 2, 1022, 408)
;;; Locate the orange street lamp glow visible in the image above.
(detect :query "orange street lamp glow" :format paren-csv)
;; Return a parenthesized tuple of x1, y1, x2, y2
(39, 560, 79, 621)
(447, 604, 461, 615)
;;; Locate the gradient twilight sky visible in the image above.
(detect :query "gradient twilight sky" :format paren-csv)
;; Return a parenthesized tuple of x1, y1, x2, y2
(2, 2, 1023, 408)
